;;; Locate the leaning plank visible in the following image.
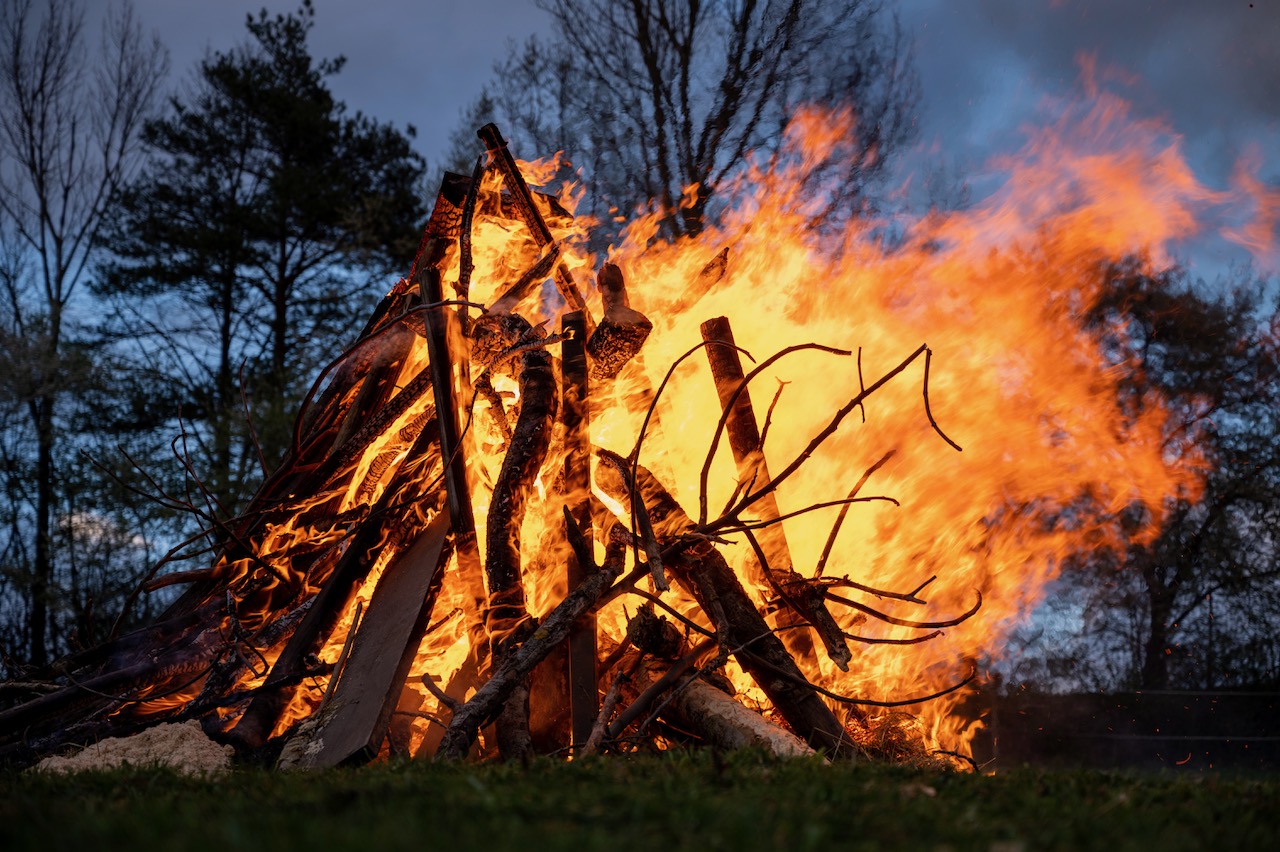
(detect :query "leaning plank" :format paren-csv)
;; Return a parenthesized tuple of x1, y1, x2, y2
(278, 507, 453, 770)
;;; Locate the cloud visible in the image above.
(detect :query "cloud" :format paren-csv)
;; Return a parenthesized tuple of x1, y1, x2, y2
(900, 0, 1279, 181)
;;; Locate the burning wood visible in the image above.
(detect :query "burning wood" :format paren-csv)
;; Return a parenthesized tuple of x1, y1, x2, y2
(0, 125, 983, 770)
(587, 263, 652, 382)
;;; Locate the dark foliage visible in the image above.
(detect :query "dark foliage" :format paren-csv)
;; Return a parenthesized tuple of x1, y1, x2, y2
(98, 0, 427, 512)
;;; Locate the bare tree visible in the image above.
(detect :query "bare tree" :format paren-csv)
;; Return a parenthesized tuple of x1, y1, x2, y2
(0, 0, 167, 666)
(449, 0, 916, 244)
(1002, 264, 1280, 693)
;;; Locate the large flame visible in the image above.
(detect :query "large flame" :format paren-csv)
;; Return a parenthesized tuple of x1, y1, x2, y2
(147, 73, 1278, 761)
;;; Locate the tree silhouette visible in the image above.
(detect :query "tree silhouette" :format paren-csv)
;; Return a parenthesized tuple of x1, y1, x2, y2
(99, 0, 426, 512)
(445, 0, 917, 245)
(0, 0, 168, 667)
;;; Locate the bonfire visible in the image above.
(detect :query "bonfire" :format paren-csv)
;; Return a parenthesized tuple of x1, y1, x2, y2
(0, 109, 1203, 769)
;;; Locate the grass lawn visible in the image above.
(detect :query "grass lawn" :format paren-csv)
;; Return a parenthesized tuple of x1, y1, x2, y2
(2, 752, 1276, 851)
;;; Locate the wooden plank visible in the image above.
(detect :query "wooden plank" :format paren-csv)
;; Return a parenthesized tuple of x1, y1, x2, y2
(278, 507, 452, 769)
(561, 310, 598, 749)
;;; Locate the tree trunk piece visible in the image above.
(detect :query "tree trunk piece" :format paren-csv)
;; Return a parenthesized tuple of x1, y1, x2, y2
(595, 454, 854, 756)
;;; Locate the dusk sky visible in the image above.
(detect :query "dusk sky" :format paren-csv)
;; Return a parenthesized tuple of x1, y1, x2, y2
(116, 0, 1278, 267)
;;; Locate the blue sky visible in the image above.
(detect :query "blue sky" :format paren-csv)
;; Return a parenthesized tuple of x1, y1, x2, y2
(117, 0, 1278, 269)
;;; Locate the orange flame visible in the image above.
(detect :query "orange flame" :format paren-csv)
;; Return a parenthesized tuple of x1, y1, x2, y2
(149, 72, 1277, 763)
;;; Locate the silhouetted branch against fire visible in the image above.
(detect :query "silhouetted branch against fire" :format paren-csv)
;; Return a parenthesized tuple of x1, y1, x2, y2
(823, 589, 983, 631)
(814, 449, 897, 578)
(695, 342, 962, 539)
(697, 341, 852, 527)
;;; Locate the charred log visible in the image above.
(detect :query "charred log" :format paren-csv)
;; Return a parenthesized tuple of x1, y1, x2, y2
(586, 263, 653, 382)
(472, 311, 560, 759)
(595, 450, 855, 756)
(435, 514, 624, 760)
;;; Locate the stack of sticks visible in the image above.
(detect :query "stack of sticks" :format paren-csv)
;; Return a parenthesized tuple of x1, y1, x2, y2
(0, 125, 980, 769)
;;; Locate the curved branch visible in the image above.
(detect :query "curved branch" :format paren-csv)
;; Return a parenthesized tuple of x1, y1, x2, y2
(824, 589, 982, 630)
(707, 343, 925, 535)
(699, 341, 852, 525)
(717, 495, 899, 532)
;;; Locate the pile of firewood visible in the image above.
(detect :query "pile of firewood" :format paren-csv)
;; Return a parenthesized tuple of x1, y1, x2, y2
(0, 125, 979, 769)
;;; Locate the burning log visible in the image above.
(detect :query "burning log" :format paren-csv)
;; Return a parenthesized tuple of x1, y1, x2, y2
(701, 316, 853, 672)
(594, 450, 855, 755)
(470, 311, 560, 759)
(641, 665, 815, 758)
(609, 604, 813, 757)
(586, 263, 653, 382)
(420, 266, 489, 701)
(477, 123, 590, 319)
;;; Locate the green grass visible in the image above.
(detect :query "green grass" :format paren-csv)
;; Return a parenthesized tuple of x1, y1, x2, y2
(2, 752, 1277, 852)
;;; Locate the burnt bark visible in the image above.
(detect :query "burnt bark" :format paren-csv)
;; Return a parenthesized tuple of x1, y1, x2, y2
(435, 520, 623, 760)
(473, 311, 560, 759)
(595, 453, 854, 755)
(586, 263, 652, 382)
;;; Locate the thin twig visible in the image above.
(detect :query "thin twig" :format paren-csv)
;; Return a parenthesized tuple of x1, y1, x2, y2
(818, 574, 936, 605)
(317, 600, 363, 715)
(843, 629, 943, 645)
(815, 450, 897, 578)
(856, 347, 866, 423)
(597, 449, 668, 591)
(743, 651, 978, 708)
(923, 347, 962, 452)
(716, 495, 900, 533)
(421, 672, 462, 715)
(238, 362, 269, 478)
(622, 588, 717, 638)
(758, 378, 788, 447)
(699, 342, 852, 526)
(823, 589, 982, 629)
